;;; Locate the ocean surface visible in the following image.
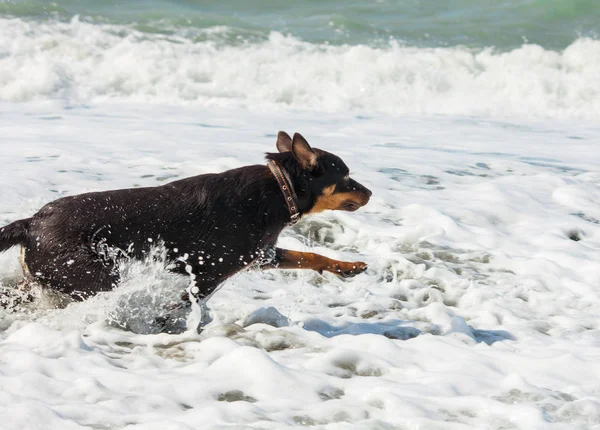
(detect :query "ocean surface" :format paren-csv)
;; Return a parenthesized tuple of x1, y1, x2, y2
(1, 2, 600, 430)
(1, 0, 599, 118)
(2, 0, 599, 49)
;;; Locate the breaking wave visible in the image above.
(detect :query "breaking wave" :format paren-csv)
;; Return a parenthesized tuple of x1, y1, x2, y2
(1, 17, 599, 119)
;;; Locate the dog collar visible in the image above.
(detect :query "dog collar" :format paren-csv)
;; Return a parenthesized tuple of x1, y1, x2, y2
(267, 160, 300, 225)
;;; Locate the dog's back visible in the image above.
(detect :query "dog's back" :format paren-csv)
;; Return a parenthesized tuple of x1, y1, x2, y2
(1, 165, 289, 299)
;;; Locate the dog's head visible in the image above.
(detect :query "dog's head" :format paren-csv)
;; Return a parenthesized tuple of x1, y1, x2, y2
(272, 131, 372, 214)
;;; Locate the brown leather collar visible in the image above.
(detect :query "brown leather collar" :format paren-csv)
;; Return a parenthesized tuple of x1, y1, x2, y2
(267, 160, 300, 225)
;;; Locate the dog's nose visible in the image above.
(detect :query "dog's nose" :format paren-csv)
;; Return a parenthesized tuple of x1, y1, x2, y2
(359, 187, 372, 207)
(349, 178, 372, 202)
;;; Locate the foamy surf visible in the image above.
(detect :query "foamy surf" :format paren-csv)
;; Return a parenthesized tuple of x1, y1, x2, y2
(1, 17, 599, 120)
(1, 103, 599, 428)
(2, 0, 600, 425)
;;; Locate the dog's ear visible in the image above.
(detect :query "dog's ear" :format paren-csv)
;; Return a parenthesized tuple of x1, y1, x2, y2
(292, 133, 318, 170)
(276, 131, 292, 153)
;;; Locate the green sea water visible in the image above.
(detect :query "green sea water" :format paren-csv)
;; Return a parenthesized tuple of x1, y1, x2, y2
(1, 0, 598, 49)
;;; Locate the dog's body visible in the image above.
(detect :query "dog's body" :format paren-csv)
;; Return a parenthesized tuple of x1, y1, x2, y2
(0, 132, 371, 320)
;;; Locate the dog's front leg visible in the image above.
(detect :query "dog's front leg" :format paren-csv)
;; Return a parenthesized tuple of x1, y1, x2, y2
(160, 276, 220, 333)
(187, 278, 222, 332)
(261, 247, 367, 278)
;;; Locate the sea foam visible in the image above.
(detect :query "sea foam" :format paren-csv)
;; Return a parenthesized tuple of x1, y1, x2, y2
(1, 102, 599, 429)
(1, 16, 599, 120)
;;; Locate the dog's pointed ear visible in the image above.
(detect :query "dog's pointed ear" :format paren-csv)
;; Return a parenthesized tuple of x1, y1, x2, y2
(292, 133, 318, 170)
(276, 131, 292, 153)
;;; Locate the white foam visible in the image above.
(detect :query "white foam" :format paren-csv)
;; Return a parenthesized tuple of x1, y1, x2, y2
(1, 17, 599, 119)
(1, 103, 600, 428)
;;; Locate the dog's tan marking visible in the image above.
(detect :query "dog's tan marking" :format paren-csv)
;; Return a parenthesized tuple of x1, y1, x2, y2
(19, 246, 32, 279)
(261, 249, 367, 277)
(17, 245, 34, 292)
(309, 186, 367, 214)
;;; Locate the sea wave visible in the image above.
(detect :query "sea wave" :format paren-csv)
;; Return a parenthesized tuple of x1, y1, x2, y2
(1, 17, 599, 119)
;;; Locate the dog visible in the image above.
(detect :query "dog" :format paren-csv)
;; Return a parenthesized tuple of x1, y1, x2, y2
(0, 132, 371, 329)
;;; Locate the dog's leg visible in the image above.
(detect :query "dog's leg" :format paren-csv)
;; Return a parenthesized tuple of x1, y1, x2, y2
(0, 246, 37, 310)
(0, 248, 35, 310)
(196, 298, 213, 328)
(166, 276, 219, 333)
(260, 247, 367, 278)
(189, 278, 223, 332)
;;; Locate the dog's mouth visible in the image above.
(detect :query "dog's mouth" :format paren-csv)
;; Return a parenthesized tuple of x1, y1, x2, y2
(339, 200, 362, 212)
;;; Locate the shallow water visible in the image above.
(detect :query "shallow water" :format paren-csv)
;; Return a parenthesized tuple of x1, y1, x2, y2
(1, 1, 599, 427)
(1, 103, 599, 428)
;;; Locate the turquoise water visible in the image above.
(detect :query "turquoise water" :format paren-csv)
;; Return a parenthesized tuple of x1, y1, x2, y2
(1, 0, 598, 49)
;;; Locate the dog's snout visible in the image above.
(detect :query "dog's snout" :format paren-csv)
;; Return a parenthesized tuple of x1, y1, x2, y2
(348, 178, 372, 204)
(359, 186, 372, 203)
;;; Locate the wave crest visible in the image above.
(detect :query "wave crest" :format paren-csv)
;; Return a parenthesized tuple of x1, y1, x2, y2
(1, 17, 599, 119)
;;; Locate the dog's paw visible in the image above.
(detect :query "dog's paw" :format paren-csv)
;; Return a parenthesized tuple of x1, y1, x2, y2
(328, 261, 368, 278)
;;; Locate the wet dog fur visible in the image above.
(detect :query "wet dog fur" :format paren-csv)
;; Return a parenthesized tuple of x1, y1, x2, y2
(0, 132, 371, 327)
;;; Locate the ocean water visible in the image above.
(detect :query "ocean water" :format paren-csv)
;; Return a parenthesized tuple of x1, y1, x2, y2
(1, 2, 600, 430)
(1, 0, 600, 118)
(2, 0, 599, 49)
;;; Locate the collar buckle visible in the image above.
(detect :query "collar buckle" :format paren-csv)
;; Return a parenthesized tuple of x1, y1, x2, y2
(290, 212, 300, 224)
